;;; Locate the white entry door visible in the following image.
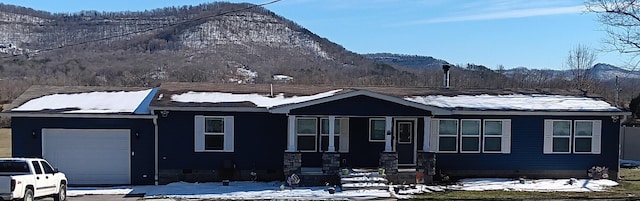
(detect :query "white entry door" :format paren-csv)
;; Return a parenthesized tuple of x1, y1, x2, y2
(42, 129, 131, 185)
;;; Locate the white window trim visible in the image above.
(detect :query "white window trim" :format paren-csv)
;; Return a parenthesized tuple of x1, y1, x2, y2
(573, 120, 602, 154)
(397, 121, 414, 144)
(544, 120, 572, 154)
(544, 119, 601, 154)
(369, 118, 386, 142)
(296, 117, 318, 152)
(320, 118, 342, 152)
(482, 119, 511, 154)
(460, 119, 481, 153)
(436, 119, 459, 153)
(194, 115, 234, 152)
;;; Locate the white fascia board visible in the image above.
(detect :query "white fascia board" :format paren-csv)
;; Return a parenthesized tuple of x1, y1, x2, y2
(451, 110, 632, 116)
(149, 106, 269, 112)
(0, 112, 156, 119)
(269, 90, 453, 115)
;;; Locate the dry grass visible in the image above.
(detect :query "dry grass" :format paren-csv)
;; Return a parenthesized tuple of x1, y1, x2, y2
(0, 128, 11, 157)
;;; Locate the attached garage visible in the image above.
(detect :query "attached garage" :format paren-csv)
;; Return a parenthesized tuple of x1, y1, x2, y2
(42, 129, 131, 185)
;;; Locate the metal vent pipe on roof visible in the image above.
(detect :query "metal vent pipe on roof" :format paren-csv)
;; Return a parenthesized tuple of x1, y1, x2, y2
(442, 64, 451, 89)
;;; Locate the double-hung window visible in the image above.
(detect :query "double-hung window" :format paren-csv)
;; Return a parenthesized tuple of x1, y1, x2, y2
(544, 120, 601, 154)
(460, 120, 480, 153)
(195, 116, 234, 152)
(437, 119, 458, 153)
(369, 118, 386, 142)
(296, 118, 317, 152)
(320, 118, 340, 152)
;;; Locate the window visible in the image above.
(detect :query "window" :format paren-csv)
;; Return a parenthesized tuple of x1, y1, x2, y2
(438, 119, 458, 152)
(40, 161, 56, 174)
(296, 118, 317, 151)
(320, 118, 340, 152)
(431, 119, 511, 153)
(544, 120, 601, 154)
(483, 120, 507, 153)
(31, 161, 43, 174)
(574, 121, 593, 153)
(369, 118, 386, 141)
(195, 116, 234, 152)
(460, 120, 480, 152)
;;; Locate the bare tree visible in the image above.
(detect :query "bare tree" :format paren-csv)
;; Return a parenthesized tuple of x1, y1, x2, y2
(566, 44, 597, 91)
(586, 0, 640, 69)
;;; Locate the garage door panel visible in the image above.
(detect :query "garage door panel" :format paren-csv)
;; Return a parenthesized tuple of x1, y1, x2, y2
(42, 129, 131, 185)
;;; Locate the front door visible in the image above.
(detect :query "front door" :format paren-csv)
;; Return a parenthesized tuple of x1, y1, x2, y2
(394, 119, 416, 165)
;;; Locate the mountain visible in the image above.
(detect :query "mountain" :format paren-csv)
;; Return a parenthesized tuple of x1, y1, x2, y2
(0, 2, 417, 97)
(363, 53, 448, 69)
(591, 63, 640, 80)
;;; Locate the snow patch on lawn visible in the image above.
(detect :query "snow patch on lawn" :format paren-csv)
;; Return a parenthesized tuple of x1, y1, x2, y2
(67, 178, 619, 200)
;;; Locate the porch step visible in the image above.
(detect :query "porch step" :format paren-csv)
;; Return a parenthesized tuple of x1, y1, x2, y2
(340, 169, 389, 191)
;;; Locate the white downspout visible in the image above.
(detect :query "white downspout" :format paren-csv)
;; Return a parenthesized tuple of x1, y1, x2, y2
(151, 111, 159, 185)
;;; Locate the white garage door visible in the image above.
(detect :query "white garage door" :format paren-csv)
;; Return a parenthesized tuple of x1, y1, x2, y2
(42, 129, 131, 185)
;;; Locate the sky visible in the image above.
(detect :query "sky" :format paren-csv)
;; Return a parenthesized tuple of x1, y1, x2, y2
(0, 0, 630, 70)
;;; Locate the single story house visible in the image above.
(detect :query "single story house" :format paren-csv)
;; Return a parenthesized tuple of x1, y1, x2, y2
(1, 82, 630, 186)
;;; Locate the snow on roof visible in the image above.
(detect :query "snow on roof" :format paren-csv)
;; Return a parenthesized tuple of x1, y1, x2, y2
(405, 94, 620, 111)
(171, 89, 342, 108)
(12, 89, 154, 114)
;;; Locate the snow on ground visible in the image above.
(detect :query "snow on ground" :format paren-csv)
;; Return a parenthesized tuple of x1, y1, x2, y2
(67, 178, 619, 200)
(621, 159, 640, 168)
(448, 178, 618, 192)
(405, 94, 621, 111)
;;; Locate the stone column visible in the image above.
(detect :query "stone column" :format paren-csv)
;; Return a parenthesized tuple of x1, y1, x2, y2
(322, 152, 341, 175)
(379, 152, 398, 174)
(283, 152, 302, 176)
(416, 151, 436, 184)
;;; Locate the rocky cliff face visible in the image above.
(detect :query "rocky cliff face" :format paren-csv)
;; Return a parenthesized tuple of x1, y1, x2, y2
(0, 2, 407, 93)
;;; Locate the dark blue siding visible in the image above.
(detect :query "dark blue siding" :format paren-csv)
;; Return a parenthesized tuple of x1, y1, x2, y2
(11, 117, 155, 185)
(156, 111, 286, 172)
(290, 95, 432, 116)
(435, 115, 619, 174)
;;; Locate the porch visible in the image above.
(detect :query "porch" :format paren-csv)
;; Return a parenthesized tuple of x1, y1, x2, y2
(281, 115, 437, 186)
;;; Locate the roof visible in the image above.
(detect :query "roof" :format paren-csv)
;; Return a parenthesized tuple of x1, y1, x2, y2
(151, 82, 627, 115)
(2, 85, 157, 116)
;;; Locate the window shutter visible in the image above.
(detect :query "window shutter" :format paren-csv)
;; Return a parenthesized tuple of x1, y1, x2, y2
(224, 116, 234, 152)
(592, 120, 602, 154)
(429, 119, 439, 152)
(194, 115, 205, 152)
(339, 118, 350, 153)
(543, 120, 554, 154)
(501, 119, 511, 154)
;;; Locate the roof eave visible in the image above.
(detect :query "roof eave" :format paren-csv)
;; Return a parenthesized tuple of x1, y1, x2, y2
(450, 110, 631, 116)
(0, 112, 156, 119)
(149, 106, 269, 112)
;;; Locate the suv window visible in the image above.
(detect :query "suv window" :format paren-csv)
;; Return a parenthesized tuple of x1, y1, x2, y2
(0, 161, 30, 173)
(31, 161, 43, 174)
(40, 161, 56, 174)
